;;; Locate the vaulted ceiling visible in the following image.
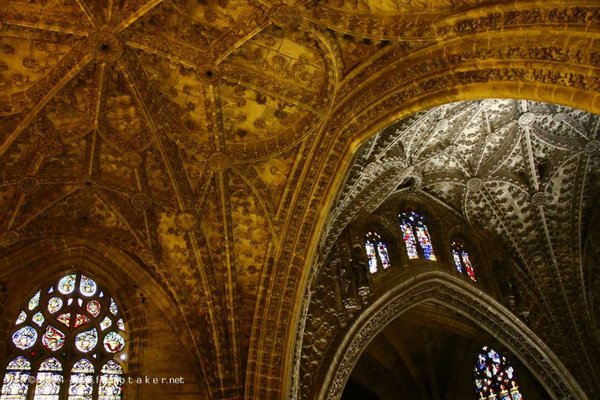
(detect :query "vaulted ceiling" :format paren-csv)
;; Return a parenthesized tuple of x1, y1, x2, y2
(309, 98, 600, 397)
(0, 1, 598, 399)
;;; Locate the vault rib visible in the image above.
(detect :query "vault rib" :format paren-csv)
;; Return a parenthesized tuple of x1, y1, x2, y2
(0, 46, 93, 157)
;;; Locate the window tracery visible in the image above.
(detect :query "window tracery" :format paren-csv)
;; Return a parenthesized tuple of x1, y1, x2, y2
(1, 273, 127, 400)
(451, 240, 477, 281)
(474, 346, 523, 400)
(398, 211, 436, 261)
(364, 231, 391, 273)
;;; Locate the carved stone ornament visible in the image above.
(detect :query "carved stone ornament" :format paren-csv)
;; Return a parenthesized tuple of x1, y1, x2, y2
(466, 177, 483, 192)
(0, 231, 20, 247)
(122, 152, 143, 169)
(17, 177, 40, 195)
(518, 112, 535, 127)
(139, 248, 158, 267)
(131, 192, 153, 211)
(209, 152, 231, 172)
(269, 5, 303, 31)
(176, 212, 198, 232)
(90, 28, 123, 63)
(531, 192, 546, 206)
(196, 63, 221, 85)
(585, 140, 600, 155)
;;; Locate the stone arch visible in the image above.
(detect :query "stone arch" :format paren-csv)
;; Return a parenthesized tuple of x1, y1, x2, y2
(0, 238, 208, 397)
(316, 271, 587, 400)
(246, 4, 600, 396)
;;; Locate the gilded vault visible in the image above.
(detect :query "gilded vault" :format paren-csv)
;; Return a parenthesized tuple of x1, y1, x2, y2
(0, 0, 599, 399)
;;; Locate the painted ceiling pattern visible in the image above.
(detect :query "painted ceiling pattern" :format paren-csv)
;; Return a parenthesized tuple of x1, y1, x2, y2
(322, 98, 600, 393)
(0, 0, 598, 399)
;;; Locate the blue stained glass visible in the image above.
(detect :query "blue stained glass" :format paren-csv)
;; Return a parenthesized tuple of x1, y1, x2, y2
(400, 222, 419, 259)
(28, 291, 41, 311)
(79, 276, 97, 297)
(34, 358, 62, 400)
(12, 326, 37, 350)
(365, 232, 392, 273)
(399, 211, 437, 261)
(15, 312, 26, 325)
(415, 226, 436, 261)
(452, 249, 464, 273)
(377, 242, 391, 269)
(58, 274, 76, 295)
(109, 299, 118, 316)
(67, 374, 93, 400)
(473, 346, 524, 400)
(99, 361, 123, 400)
(75, 329, 97, 353)
(68, 360, 94, 400)
(0, 357, 31, 400)
(364, 240, 378, 274)
(71, 360, 93, 374)
(451, 240, 477, 281)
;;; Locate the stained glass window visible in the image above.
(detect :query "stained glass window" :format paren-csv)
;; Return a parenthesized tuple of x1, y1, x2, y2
(34, 358, 62, 400)
(15, 312, 26, 326)
(398, 211, 437, 261)
(0, 273, 128, 400)
(0, 356, 31, 400)
(69, 359, 94, 400)
(451, 240, 477, 282)
(474, 346, 523, 400)
(364, 231, 391, 274)
(98, 361, 123, 400)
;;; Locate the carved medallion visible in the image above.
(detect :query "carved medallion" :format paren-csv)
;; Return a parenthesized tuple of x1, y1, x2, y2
(131, 193, 153, 211)
(17, 177, 40, 195)
(90, 28, 123, 63)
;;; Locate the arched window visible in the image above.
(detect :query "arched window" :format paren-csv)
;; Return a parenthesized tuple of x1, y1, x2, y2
(473, 346, 523, 400)
(398, 211, 437, 261)
(1, 273, 127, 400)
(364, 231, 391, 273)
(451, 240, 477, 282)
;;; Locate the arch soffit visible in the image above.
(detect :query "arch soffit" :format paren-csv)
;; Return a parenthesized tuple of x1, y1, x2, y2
(317, 272, 587, 400)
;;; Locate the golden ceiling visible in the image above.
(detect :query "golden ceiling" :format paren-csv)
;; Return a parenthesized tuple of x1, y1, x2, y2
(0, 0, 599, 399)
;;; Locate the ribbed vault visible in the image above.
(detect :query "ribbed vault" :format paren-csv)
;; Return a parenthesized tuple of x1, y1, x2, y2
(0, 1, 598, 399)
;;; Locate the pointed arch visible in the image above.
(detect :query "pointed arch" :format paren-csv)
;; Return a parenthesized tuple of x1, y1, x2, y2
(317, 271, 586, 400)
(0, 272, 128, 400)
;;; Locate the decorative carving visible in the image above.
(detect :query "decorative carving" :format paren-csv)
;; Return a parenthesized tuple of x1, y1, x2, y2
(531, 192, 546, 206)
(209, 152, 231, 172)
(130, 192, 153, 211)
(196, 63, 221, 85)
(17, 177, 40, 194)
(466, 177, 483, 192)
(585, 140, 600, 155)
(320, 277, 585, 400)
(0, 231, 19, 247)
(90, 28, 123, 63)
(269, 6, 303, 31)
(176, 212, 197, 232)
